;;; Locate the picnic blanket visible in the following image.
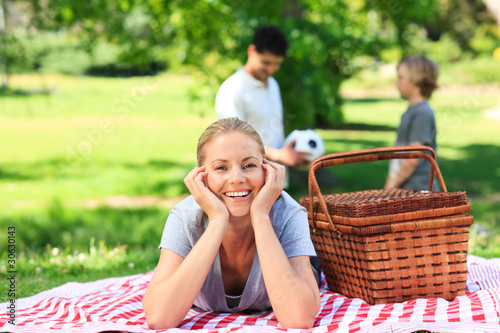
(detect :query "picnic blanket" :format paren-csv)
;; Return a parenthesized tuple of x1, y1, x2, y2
(2, 255, 500, 333)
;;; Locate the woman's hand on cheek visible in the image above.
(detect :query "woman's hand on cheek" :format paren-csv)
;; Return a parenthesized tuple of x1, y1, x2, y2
(250, 159, 285, 218)
(184, 166, 229, 222)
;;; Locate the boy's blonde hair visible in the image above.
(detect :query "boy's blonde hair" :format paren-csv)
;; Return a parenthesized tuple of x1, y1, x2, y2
(196, 117, 265, 166)
(399, 56, 439, 98)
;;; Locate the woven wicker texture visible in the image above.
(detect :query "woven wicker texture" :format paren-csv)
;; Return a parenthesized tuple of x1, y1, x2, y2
(302, 146, 473, 304)
(299, 188, 471, 227)
(309, 214, 473, 304)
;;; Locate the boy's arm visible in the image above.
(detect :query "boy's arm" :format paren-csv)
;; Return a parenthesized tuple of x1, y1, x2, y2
(384, 141, 422, 189)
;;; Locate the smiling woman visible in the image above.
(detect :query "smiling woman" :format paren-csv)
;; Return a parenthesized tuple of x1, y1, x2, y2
(142, 117, 321, 330)
(202, 131, 266, 218)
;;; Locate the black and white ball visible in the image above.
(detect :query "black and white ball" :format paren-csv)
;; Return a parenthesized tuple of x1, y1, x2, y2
(284, 129, 325, 162)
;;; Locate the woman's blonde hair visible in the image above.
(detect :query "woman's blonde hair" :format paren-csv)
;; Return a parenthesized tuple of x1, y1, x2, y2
(196, 117, 265, 166)
(399, 56, 439, 98)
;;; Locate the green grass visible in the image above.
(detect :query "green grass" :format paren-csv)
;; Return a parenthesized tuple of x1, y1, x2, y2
(0, 73, 210, 214)
(1, 68, 500, 303)
(1, 240, 159, 301)
(1, 73, 214, 301)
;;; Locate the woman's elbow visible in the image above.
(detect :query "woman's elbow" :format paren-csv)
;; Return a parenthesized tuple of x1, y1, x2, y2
(143, 301, 181, 330)
(145, 312, 181, 330)
(146, 319, 175, 331)
(279, 300, 320, 329)
(278, 310, 317, 329)
(279, 316, 316, 329)
(145, 318, 166, 331)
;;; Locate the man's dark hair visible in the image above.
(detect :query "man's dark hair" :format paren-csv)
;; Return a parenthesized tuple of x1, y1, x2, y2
(252, 25, 288, 56)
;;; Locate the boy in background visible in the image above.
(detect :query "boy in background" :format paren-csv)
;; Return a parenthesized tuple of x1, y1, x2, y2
(385, 56, 441, 191)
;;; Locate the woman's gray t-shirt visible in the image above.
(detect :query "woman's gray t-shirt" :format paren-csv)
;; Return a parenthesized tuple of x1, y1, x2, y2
(159, 191, 316, 312)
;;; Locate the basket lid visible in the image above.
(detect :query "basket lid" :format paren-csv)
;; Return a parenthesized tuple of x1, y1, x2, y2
(300, 188, 471, 227)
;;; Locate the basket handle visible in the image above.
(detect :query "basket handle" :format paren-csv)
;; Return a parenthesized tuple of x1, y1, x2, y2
(308, 146, 446, 231)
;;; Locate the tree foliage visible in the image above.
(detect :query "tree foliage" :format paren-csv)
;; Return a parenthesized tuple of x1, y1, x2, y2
(19, 0, 497, 129)
(364, 0, 441, 57)
(428, 0, 497, 53)
(1, 0, 10, 89)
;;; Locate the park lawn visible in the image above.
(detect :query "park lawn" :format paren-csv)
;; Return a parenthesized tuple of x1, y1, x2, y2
(1, 73, 215, 301)
(0, 73, 212, 213)
(1, 71, 499, 302)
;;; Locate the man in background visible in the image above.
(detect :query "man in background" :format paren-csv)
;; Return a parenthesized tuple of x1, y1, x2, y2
(215, 25, 309, 168)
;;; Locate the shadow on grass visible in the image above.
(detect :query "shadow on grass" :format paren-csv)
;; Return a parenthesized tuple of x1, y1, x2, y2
(0, 158, 192, 184)
(439, 143, 500, 196)
(337, 122, 396, 131)
(322, 137, 391, 148)
(0, 87, 56, 98)
(0, 167, 38, 180)
(133, 178, 190, 197)
(0, 200, 170, 252)
(129, 159, 194, 169)
(0, 158, 73, 180)
(342, 97, 400, 104)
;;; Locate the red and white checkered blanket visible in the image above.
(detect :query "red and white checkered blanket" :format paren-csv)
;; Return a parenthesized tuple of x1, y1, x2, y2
(2, 255, 500, 333)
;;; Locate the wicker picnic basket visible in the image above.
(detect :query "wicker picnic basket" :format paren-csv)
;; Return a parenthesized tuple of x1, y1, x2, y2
(299, 146, 473, 305)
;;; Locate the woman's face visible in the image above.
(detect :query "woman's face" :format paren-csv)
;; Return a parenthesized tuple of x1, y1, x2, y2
(203, 132, 266, 218)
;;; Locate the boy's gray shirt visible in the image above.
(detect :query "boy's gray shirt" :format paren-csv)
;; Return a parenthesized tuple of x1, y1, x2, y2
(159, 191, 316, 312)
(390, 100, 439, 190)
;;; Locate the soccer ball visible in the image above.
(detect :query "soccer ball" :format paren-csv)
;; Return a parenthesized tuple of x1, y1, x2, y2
(284, 129, 325, 162)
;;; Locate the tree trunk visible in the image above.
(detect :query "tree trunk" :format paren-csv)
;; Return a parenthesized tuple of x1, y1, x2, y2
(0, 0, 8, 90)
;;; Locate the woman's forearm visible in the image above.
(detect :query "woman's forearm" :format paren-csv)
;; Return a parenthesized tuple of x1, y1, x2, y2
(143, 218, 228, 329)
(251, 214, 320, 328)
